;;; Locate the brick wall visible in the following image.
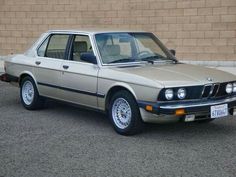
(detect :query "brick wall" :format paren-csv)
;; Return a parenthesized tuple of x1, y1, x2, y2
(0, 0, 235, 61)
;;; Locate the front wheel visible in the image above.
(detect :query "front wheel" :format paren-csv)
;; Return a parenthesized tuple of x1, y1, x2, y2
(20, 76, 45, 110)
(109, 90, 143, 135)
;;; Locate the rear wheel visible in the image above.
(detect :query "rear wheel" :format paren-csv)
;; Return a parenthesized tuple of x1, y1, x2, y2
(20, 76, 45, 110)
(109, 90, 143, 135)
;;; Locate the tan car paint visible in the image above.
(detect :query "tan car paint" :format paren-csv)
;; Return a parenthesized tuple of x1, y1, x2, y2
(110, 63, 236, 87)
(3, 30, 236, 123)
(34, 57, 63, 99)
(59, 60, 99, 109)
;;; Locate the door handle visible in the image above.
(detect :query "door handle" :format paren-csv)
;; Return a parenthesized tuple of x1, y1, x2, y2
(35, 61, 41, 65)
(63, 65, 69, 69)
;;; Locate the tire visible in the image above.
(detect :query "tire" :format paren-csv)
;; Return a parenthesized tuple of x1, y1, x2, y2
(109, 90, 143, 135)
(20, 76, 45, 110)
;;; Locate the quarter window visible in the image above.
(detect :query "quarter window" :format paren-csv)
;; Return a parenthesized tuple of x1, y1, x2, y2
(45, 34, 69, 59)
(37, 37, 49, 57)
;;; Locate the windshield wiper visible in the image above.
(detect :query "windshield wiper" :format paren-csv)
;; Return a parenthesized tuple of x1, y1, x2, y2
(141, 55, 177, 64)
(108, 58, 134, 64)
(141, 55, 161, 64)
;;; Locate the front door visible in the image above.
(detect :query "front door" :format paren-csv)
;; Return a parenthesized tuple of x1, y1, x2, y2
(59, 34, 99, 108)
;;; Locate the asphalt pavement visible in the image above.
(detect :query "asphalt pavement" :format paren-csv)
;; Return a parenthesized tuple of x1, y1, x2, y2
(1, 81, 236, 177)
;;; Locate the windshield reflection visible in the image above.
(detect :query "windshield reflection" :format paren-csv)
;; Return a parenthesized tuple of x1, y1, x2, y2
(95, 32, 176, 64)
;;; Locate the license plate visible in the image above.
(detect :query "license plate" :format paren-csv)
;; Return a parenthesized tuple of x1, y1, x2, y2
(211, 104, 228, 119)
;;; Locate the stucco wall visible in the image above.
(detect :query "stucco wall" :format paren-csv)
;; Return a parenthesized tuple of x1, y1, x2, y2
(0, 0, 235, 61)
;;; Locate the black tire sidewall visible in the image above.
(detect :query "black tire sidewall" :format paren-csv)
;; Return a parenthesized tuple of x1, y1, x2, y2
(109, 90, 143, 135)
(20, 76, 41, 110)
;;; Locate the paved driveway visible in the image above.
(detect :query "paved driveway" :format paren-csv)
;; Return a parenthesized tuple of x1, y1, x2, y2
(0, 81, 236, 177)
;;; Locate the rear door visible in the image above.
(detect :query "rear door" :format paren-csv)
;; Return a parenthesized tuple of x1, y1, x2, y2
(59, 34, 99, 108)
(35, 34, 70, 99)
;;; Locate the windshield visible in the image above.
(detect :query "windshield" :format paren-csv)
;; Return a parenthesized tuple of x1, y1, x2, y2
(95, 32, 175, 64)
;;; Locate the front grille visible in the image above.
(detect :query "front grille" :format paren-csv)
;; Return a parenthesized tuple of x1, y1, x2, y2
(157, 81, 235, 101)
(202, 85, 212, 98)
(202, 82, 231, 98)
(211, 84, 219, 96)
(216, 82, 227, 97)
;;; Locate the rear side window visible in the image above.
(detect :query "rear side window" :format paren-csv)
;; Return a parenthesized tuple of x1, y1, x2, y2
(45, 34, 69, 59)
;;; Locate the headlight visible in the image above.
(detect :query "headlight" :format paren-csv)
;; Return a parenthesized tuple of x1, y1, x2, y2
(165, 89, 174, 100)
(177, 88, 186, 99)
(233, 82, 236, 93)
(226, 83, 233, 94)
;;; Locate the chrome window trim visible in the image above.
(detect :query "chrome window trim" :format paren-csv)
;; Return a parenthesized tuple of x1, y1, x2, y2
(92, 32, 176, 67)
(34, 31, 102, 67)
(35, 33, 51, 57)
(35, 33, 71, 60)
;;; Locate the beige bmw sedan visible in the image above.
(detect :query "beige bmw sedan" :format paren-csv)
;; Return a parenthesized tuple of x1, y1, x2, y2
(1, 29, 236, 135)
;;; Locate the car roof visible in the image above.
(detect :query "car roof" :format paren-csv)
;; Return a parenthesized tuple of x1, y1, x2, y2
(47, 28, 148, 35)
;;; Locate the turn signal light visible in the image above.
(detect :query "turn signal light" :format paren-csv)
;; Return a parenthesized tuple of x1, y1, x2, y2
(145, 105, 153, 111)
(175, 109, 186, 116)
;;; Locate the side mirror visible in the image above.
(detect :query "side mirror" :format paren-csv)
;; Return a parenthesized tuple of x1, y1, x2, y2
(80, 52, 97, 64)
(170, 49, 176, 56)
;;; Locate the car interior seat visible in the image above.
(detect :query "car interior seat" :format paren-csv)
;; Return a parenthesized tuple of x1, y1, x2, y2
(73, 41, 88, 61)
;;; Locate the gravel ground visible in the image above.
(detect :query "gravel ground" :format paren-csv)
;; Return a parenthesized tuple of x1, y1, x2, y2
(0, 81, 236, 177)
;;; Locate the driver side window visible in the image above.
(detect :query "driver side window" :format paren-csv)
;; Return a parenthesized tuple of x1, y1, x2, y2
(71, 35, 93, 62)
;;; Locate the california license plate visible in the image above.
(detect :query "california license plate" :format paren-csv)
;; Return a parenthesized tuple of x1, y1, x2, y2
(211, 104, 228, 119)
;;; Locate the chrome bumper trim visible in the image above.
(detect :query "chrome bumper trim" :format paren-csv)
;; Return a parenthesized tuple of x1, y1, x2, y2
(160, 96, 236, 109)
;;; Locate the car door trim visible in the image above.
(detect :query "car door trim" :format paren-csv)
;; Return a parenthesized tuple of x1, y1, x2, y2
(37, 82, 105, 98)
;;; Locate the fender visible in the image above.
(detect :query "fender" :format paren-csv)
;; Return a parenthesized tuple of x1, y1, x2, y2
(97, 82, 138, 111)
(106, 82, 137, 99)
(19, 71, 38, 89)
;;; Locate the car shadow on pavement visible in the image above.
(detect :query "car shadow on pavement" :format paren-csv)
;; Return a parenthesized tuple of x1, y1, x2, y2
(45, 99, 235, 137)
(44, 99, 110, 124)
(142, 119, 235, 138)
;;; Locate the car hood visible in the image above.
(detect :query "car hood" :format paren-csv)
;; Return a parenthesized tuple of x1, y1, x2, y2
(113, 63, 236, 87)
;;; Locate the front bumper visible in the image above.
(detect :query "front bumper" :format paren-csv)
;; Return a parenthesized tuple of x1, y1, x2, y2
(138, 96, 236, 122)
